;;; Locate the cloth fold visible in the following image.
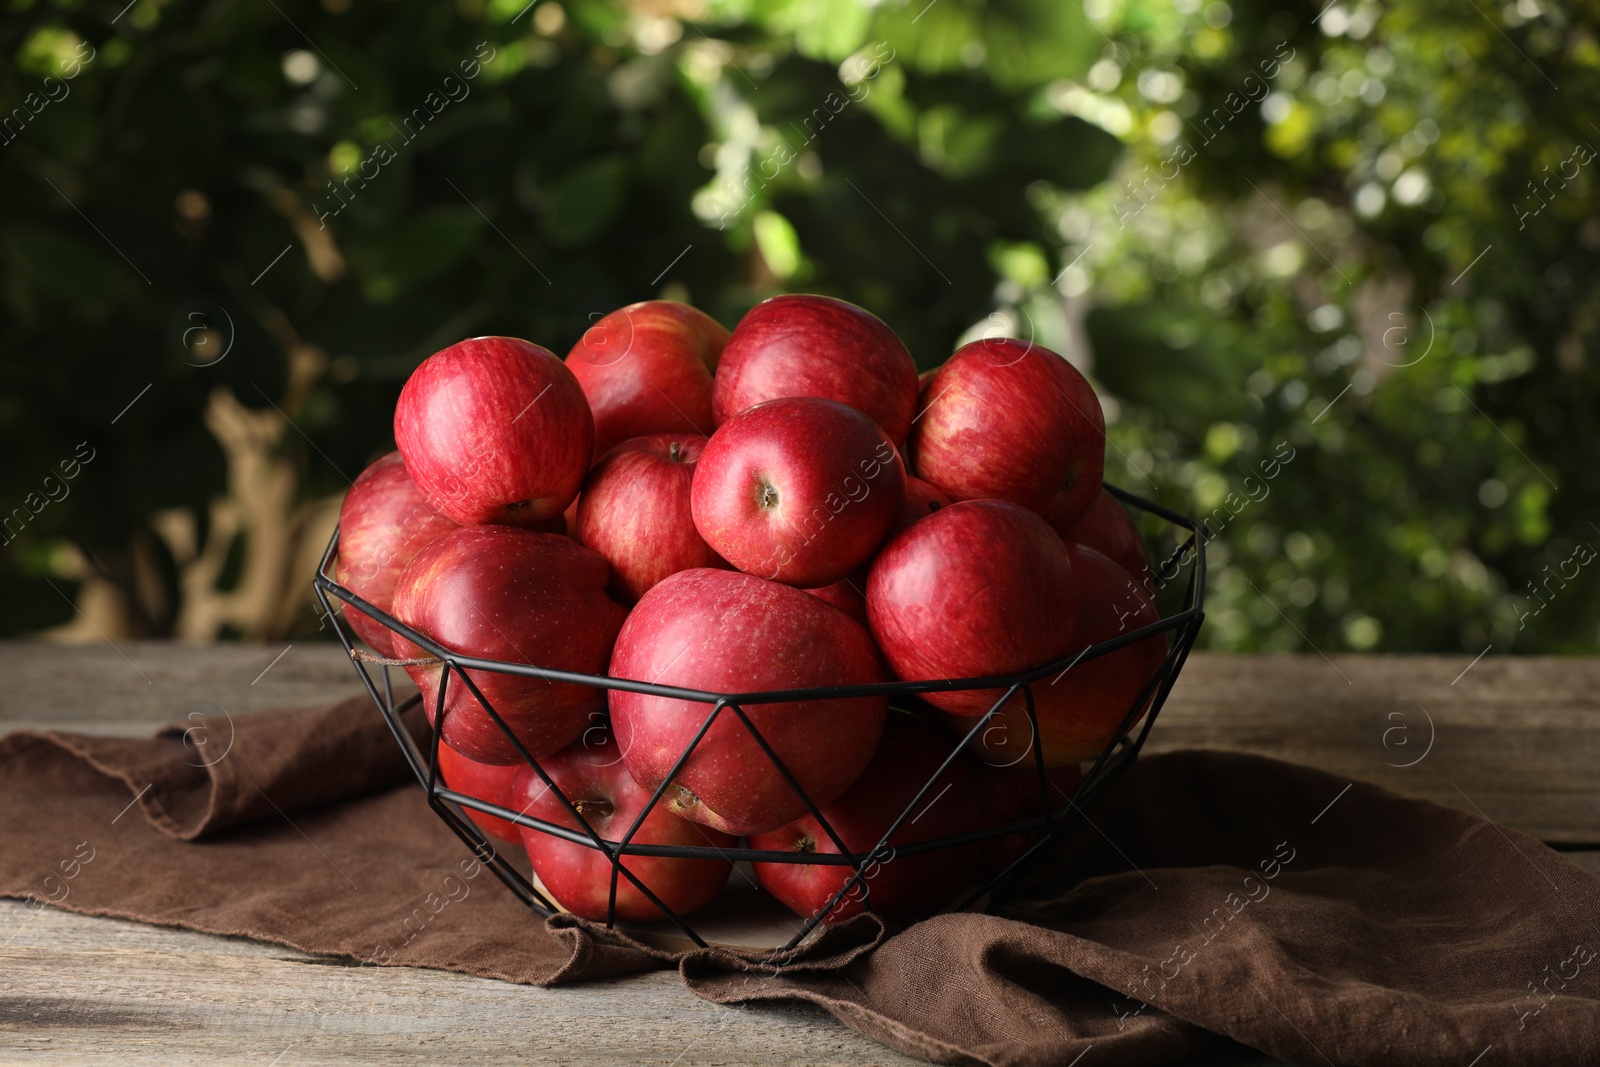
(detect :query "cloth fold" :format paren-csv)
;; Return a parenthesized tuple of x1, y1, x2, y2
(3, 696, 1598, 1066)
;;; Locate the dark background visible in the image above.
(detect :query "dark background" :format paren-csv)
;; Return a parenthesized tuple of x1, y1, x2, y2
(1, 0, 1596, 653)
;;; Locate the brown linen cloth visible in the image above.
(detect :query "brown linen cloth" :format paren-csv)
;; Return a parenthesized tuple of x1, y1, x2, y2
(2, 696, 1598, 1066)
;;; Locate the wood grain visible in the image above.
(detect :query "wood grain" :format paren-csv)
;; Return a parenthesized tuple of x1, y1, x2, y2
(0, 640, 380, 737)
(0, 905, 925, 1066)
(1144, 653, 1600, 844)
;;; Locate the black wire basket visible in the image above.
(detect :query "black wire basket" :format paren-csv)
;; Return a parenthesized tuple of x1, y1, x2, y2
(312, 483, 1206, 953)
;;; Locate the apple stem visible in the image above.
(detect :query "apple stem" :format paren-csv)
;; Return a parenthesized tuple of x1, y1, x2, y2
(669, 441, 683, 462)
(349, 648, 443, 668)
(755, 478, 780, 510)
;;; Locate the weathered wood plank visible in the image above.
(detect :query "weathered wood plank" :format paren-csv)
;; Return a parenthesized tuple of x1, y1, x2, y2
(1563, 851, 1600, 878)
(0, 904, 925, 1066)
(1145, 653, 1600, 844)
(0, 640, 378, 736)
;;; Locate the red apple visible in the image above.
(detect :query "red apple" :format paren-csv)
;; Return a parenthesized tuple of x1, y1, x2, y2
(437, 742, 525, 844)
(750, 714, 983, 924)
(802, 572, 869, 626)
(576, 434, 724, 603)
(334, 452, 458, 656)
(964, 756, 1084, 874)
(796, 476, 941, 617)
(911, 337, 1106, 528)
(390, 526, 628, 764)
(395, 336, 593, 527)
(866, 499, 1077, 717)
(965, 543, 1166, 767)
(692, 397, 905, 587)
(566, 301, 729, 460)
(713, 294, 920, 445)
(891, 475, 952, 538)
(609, 568, 889, 836)
(511, 733, 735, 922)
(1057, 488, 1151, 591)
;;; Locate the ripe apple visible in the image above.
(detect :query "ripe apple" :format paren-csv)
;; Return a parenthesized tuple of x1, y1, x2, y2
(1056, 488, 1151, 591)
(964, 756, 1084, 874)
(334, 452, 458, 656)
(565, 301, 730, 460)
(910, 337, 1106, 529)
(576, 434, 724, 603)
(891, 475, 952, 538)
(965, 543, 1166, 767)
(437, 742, 525, 844)
(712, 294, 920, 445)
(510, 733, 735, 922)
(802, 572, 869, 626)
(692, 397, 905, 587)
(390, 526, 628, 764)
(609, 568, 888, 836)
(395, 336, 593, 527)
(750, 714, 983, 924)
(866, 499, 1078, 717)
(797, 479, 953, 619)
(796, 477, 948, 619)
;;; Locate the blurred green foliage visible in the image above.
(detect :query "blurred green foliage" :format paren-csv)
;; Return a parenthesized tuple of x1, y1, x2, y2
(0, 0, 1596, 653)
(1041, 0, 1600, 654)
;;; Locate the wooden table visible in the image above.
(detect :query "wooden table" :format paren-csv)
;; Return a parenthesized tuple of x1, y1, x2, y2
(1, 642, 1594, 1064)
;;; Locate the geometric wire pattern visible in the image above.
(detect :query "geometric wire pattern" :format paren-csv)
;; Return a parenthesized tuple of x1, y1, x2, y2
(313, 484, 1206, 951)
